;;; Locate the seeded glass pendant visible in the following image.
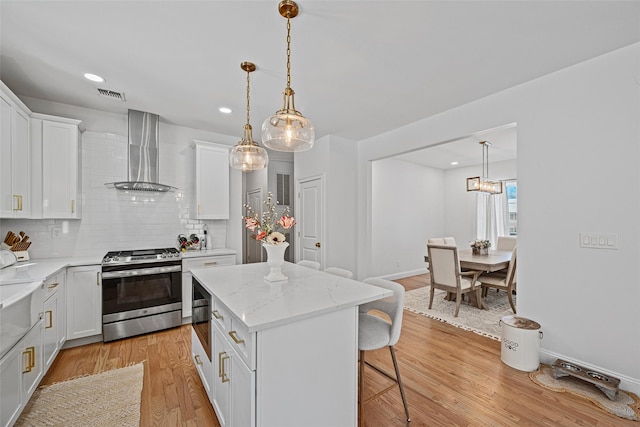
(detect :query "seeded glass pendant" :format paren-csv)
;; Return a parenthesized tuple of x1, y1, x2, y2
(230, 62, 269, 171)
(262, 0, 315, 152)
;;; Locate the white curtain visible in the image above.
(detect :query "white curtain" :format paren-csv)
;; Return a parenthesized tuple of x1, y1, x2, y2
(475, 192, 508, 245)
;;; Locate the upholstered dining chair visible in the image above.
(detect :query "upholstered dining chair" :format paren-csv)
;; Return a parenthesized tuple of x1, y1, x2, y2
(324, 266, 353, 279)
(427, 244, 481, 317)
(358, 278, 410, 426)
(297, 260, 321, 270)
(478, 246, 517, 313)
(427, 236, 457, 246)
(496, 236, 517, 251)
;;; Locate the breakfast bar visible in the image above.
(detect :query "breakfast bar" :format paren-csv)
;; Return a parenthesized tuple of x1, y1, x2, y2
(190, 262, 392, 427)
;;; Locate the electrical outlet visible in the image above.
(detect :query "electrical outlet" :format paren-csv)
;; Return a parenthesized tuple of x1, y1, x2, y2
(52, 227, 61, 238)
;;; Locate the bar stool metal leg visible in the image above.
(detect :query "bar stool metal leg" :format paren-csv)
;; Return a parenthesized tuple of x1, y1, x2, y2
(390, 346, 411, 423)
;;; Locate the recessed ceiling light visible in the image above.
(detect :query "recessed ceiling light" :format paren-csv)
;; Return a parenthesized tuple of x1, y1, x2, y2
(451, 161, 459, 166)
(84, 73, 105, 83)
(219, 107, 232, 114)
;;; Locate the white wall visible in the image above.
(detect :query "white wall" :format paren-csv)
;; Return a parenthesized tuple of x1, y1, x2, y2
(357, 43, 640, 393)
(0, 98, 243, 262)
(443, 159, 517, 245)
(371, 158, 443, 277)
(295, 135, 358, 272)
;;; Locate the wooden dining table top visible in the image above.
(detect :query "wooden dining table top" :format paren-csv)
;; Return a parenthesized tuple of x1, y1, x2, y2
(424, 249, 512, 272)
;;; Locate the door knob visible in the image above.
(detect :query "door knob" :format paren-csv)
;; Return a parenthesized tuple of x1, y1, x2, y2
(315, 242, 321, 248)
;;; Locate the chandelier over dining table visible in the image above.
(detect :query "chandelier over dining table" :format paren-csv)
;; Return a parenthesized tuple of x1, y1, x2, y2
(466, 140, 503, 194)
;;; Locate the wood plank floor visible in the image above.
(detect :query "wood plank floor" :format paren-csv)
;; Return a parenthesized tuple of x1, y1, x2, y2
(39, 273, 634, 426)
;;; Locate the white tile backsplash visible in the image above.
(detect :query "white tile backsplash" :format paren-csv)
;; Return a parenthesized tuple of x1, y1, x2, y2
(1, 130, 228, 259)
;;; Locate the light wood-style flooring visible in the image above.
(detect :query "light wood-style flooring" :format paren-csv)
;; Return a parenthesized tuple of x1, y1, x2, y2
(40, 273, 634, 426)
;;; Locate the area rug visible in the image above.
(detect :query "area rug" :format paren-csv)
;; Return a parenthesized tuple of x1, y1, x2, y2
(404, 287, 516, 340)
(530, 364, 640, 421)
(15, 362, 144, 427)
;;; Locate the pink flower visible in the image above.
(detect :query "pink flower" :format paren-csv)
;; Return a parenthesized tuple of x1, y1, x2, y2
(255, 231, 267, 241)
(278, 215, 296, 229)
(245, 217, 259, 231)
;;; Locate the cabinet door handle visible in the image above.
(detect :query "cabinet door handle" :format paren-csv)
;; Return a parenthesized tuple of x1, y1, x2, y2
(228, 330, 245, 345)
(204, 261, 217, 266)
(194, 354, 202, 366)
(22, 346, 35, 373)
(220, 352, 230, 383)
(45, 310, 53, 329)
(212, 310, 223, 320)
(97, 272, 101, 286)
(13, 195, 23, 211)
(198, 204, 202, 215)
(48, 282, 59, 289)
(71, 199, 75, 213)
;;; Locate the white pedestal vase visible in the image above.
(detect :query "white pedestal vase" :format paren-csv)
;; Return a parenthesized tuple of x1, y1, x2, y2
(263, 242, 289, 282)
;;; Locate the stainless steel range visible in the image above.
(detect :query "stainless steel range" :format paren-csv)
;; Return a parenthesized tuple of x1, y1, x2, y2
(101, 248, 182, 342)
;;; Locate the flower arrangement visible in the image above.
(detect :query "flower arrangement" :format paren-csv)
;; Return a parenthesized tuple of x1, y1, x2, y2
(470, 239, 491, 249)
(243, 192, 296, 245)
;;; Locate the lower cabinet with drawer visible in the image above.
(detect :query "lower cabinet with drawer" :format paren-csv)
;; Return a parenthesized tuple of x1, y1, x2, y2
(42, 271, 66, 370)
(182, 254, 235, 319)
(0, 317, 44, 427)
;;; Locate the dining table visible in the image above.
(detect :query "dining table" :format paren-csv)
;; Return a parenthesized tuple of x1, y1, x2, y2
(423, 248, 513, 309)
(424, 249, 512, 272)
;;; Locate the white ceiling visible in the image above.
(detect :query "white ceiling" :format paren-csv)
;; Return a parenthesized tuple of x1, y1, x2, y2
(1, 1, 639, 148)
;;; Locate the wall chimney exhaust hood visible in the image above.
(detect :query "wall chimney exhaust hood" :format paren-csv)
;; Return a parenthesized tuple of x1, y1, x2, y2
(105, 110, 177, 192)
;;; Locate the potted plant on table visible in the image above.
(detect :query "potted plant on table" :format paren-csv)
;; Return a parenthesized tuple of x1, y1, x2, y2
(470, 239, 491, 255)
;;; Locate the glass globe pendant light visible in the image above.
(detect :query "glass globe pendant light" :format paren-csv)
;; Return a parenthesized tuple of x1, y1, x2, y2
(262, 0, 315, 152)
(230, 62, 269, 171)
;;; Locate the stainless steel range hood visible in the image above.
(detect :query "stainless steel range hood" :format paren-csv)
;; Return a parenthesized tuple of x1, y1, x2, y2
(105, 110, 176, 192)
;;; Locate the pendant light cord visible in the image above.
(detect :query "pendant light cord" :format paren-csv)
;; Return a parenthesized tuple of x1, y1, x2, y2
(246, 67, 251, 126)
(286, 14, 292, 90)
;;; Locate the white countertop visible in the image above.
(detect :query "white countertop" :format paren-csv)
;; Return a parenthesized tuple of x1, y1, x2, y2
(0, 256, 102, 285)
(191, 262, 392, 333)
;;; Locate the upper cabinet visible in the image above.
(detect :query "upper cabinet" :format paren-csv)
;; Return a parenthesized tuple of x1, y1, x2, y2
(192, 141, 229, 220)
(0, 81, 31, 218)
(31, 114, 82, 219)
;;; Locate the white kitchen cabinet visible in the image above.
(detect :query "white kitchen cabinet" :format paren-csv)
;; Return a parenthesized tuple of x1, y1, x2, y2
(0, 318, 44, 427)
(181, 254, 235, 318)
(66, 265, 102, 340)
(0, 81, 31, 218)
(31, 113, 82, 219)
(212, 319, 255, 427)
(191, 327, 214, 402)
(192, 141, 230, 220)
(42, 271, 66, 371)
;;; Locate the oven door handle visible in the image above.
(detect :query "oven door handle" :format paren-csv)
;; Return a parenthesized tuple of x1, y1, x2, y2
(102, 265, 181, 279)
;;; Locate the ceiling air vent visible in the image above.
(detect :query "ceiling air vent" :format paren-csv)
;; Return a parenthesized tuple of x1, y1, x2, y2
(97, 88, 126, 101)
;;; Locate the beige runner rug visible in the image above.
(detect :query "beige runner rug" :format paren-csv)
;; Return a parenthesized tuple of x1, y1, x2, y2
(15, 362, 144, 427)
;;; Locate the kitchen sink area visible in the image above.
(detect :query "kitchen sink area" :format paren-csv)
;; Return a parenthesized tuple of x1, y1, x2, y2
(0, 281, 43, 359)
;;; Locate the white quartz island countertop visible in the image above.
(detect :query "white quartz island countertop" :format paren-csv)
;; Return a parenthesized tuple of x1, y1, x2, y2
(191, 262, 392, 333)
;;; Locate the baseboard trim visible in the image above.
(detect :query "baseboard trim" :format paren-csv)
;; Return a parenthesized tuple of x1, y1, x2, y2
(378, 268, 426, 281)
(540, 349, 640, 396)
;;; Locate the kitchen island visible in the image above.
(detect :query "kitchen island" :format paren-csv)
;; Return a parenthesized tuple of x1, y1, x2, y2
(190, 262, 392, 427)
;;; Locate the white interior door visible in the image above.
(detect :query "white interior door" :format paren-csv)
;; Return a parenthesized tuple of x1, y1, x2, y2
(297, 177, 323, 266)
(245, 188, 263, 264)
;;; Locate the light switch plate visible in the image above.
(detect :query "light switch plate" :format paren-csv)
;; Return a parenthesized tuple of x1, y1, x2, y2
(580, 232, 618, 250)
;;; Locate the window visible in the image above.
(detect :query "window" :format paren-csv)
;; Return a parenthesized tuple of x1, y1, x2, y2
(506, 181, 517, 235)
(276, 173, 290, 206)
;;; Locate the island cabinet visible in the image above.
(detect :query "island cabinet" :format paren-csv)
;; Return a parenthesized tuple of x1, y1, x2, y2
(0, 81, 31, 218)
(191, 262, 392, 427)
